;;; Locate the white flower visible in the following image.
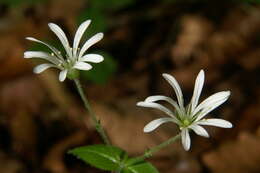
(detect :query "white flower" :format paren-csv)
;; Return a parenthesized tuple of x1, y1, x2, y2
(137, 70, 232, 151)
(24, 20, 104, 82)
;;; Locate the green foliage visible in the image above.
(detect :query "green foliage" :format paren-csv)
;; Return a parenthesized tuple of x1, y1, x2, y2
(69, 144, 126, 171)
(69, 145, 160, 173)
(122, 157, 159, 173)
(123, 161, 159, 173)
(81, 51, 117, 84)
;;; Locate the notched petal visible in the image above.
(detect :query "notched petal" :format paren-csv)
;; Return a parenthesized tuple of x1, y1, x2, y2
(80, 54, 104, 63)
(143, 118, 174, 133)
(73, 62, 92, 70)
(181, 129, 191, 151)
(198, 119, 233, 128)
(33, 63, 57, 74)
(189, 124, 209, 138)
(162, 73, 184, 109)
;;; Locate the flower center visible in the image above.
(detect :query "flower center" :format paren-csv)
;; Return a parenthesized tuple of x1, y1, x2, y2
(182, 119, 191, 127)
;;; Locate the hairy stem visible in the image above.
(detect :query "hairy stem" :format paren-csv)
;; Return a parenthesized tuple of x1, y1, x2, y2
(74, 79, 110, 145)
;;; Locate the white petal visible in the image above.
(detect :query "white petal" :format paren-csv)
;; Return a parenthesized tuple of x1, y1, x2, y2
(80, 54, 104, 63)
(181, 129, 191, 151)
(196, 99, 229, 121)
(193, 91, 230, 118)
(162, 73, 184, 109)
(190, 70, 204, 113)
(189, 124, 209, 138)
(33, 63, 57, 74)
(143, 118, 174, 133)
(59, 69, 67, 82)
(197, 119, 233, 128)
(145, 95, 182, 114)
(78, 33, 104, 58)
(136, 101, 179, 123)
(48, 23, 72, 57)
(73, 62, 92, 70)
(24, 51, 61, 65)
(26, 37, 64, 60)
(73, 20, 91, 56)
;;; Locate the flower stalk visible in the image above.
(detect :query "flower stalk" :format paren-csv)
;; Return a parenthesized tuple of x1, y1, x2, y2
(74, 78, 110, 145)
(139, 134, 180, 160)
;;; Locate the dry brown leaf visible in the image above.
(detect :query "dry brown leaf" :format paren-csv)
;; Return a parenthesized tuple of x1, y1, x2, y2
(0, 77, 45, 113)
(0, 152, 25, 173)
(238, 49, 260, 70)
(203, 128, 260, 173)
(171, 15, 213, 65)
(43, 131, 87, 173)
(9, 111, 37, 161)
(0, 35, 30, 80)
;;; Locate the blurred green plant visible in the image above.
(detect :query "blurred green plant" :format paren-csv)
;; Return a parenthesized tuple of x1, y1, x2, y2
(69, 144, 159, 173)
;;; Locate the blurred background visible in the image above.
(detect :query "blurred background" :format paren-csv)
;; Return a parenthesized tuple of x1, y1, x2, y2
(0, 0, 260, 172)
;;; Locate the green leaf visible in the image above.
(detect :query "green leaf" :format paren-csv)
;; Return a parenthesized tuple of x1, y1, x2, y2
(68, 144, 126, 171)
(81, 51, 117, 84)
(123, 159, 160, 173)
(124, 157, 144, 167)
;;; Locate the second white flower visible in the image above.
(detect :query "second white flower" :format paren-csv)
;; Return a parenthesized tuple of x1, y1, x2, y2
(137, 70, 232, 151)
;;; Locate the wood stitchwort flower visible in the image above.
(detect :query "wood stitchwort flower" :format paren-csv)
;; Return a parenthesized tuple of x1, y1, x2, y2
(24, 20, 104, 82)
(137, 70, 232, 151)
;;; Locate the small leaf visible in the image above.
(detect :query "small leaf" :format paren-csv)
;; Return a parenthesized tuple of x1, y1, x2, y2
(68, 144, 126, 171)
(123, 160, 160, 173)
(125, 157, 144, 167)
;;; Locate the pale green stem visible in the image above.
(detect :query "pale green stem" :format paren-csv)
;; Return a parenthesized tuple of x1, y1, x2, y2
(138, 134, 181, 160)
(74, 79, 110, 145)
